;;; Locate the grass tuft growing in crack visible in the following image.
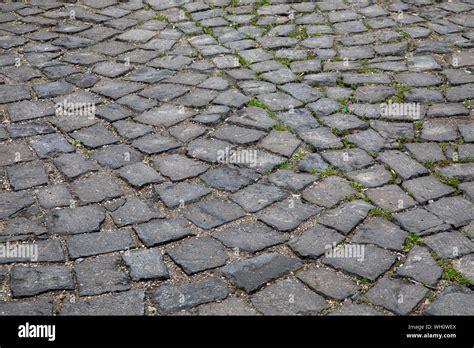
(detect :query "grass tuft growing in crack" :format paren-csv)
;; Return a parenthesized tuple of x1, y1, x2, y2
(402, 233, 424, 252)
(368, 207, 392, 219)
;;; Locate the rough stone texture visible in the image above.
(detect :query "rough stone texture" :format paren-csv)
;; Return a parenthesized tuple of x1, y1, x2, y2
(46, 205, 105, 235)
(60, 289, 145, 316)
(297, 266, 358, 300)
(66, 229, 135, 259)
(150, 277, 228, 314)
(352, 218, 407, 250)
(123, 248, 169, 281)
(258, 200, 320, 232)
(75, 254, 130, 296)
(212, 223, 288, 253)
(289, 225, 345, 259)
(366, 276, 428, 315)
(222, 253, 302, 292)
(322, 245, 397, 281)
(366, 185, 416, 212)
(11, 266, 74, 297)
(425, 289, 474, 315)
(303, 176, 356, 208)
(134, 218, 193, 247)
(197, 297, 259, 316)
(167, 237, 228, 275)
(396, 246, 442, 286)
(0, 0, 471, 316)
(251, 278, 329, 315)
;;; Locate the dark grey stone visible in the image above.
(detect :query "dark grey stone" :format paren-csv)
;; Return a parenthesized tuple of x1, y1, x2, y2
(297, 266, 358, 300)
(134, 218, 193, 247)
(289, 225, 345, 258)
(11, 265, 74, 297)
(150, 277, 228, 314)
(212, 222, 288, 253)
(60, 289, 145, 316)
(46, 205, 105, 235)
(366, 276, 428, 315)
(167, 236, 228, 275)
(222, 253, 302, 292)
(71, 174, 123, 205)
(397, 246, 442, 286)
(322, 244, 396, 280)
(251, 278, 328, 315)
(184, 199, 246, 230)
(123, 248, 169, 281)
(67, 228, 135, 259)
(258, 199, 320, 232)
(155, 182, 211, 209)
(75, 254, 130, 296)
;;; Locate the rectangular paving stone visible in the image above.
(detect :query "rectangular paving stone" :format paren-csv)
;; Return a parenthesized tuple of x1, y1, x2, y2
(366, 276, 428, 315)
(132, 133, 180, 154)
(184, 198, 245, 230)
(71, 174, 123, 205)
(110, 197, 163, 226)
(71, 123, 119, 148)
(197, 297, 259, 316)
(167, 236, 228, 275)
(153, 154, 208, 181)
(91, 144, 143, 169)
(60, 289, 145, 316)
(29, 133, 75, 159)
(150, 277, 228, 314)
(230, 183, 287, 213)
(378, 151, 429, 180)
(0, 142, 35, 167)
(0, 298, 53, 315)
(322, 244, 397, 281)
(0, 239, 64, 264)
(222, 253, 302, 293)
(352, 217, 408, 251)
(116, 162, 164, 187)
(302, 176, 356, 208)
(91, 80, 142, 99)
(0, 192, 35, 220)
(155, 182, 211, 209)
(75, 254, 130, 296)
(7, 100, 55, 122)
(251, 278, 328, 315)
(397, 246, 442, 286)
(7, 161, 48, 191)
(134, 218, 194, 247)
(212, 222, 288, 253)
(425, 291, 474, 316)
(318, 200, 374, 234)
(402, 176, 455, 203)
(366, 185, 416, 212)
(394, 208, 449, 236)
(299, 127, 343, 149)
(66, 228, 135, 259)
(258, 199, 320, 232)
(0, 84, 31, 104)
(53, 153, 99, 179)
(297, 266, 358, 301)
(10, 265, 74, 297)
(289, 224, 345, 259)
(46, 205, 105, 235)
(123, 248, 169, 281)
(423, 231, 474, 259)
(426, 196, 474, 227)
(135, 104, 197, 127)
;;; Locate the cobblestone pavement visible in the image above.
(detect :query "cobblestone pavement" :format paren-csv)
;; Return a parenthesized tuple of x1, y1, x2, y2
(0, 0, 473, 316)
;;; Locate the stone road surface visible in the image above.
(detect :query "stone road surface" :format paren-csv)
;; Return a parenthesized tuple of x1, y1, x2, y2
(0, 0, 473, 316)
